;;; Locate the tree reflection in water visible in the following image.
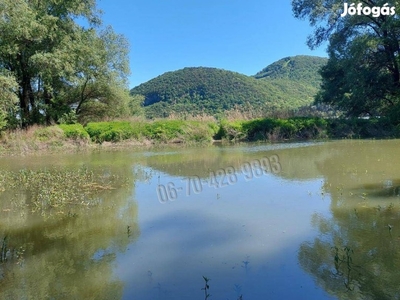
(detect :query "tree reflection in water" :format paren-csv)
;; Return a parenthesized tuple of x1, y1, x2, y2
(299, 203, 400, 300)
(0, 166, 140, 300)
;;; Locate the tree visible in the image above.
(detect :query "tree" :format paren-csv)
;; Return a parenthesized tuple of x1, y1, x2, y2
(0, 72, 19, 129)
(0, 0, 131, 126)
(292, 0, 400, 120)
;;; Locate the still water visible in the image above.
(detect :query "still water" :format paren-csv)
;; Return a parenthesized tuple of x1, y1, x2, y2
(0, 140, 399, 299)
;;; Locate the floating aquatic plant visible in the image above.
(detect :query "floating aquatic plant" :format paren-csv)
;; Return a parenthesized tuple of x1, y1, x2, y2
(0, 167, 122, 215)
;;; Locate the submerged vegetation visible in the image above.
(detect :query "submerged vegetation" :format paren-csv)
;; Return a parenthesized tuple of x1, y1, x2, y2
(0, 161, 139, 299)
(0, 167, 124, 215)
(201, 276, 243, 300)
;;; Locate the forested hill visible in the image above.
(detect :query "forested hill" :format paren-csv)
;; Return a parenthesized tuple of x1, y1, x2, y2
(130, 55, 327, 118)
(253, 55, 328, 86)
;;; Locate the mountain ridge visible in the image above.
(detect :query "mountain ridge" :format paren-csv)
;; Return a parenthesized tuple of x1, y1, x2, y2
(130, 55, 328, 118)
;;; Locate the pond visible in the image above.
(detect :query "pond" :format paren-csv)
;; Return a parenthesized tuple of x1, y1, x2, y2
(0, 140, 399, 300)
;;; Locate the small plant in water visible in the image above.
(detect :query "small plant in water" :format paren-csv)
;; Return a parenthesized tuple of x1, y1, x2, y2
(0, 235, 8, 262)
(202, 276, 211, 300)
(201, 276, 243, 299)
(332, 245, 361, 291)
(241, 256, 250, 273)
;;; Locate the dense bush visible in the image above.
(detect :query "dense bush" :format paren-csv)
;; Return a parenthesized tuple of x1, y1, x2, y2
(327, 118, 397, 139)
(84, 120, 219, 143)
(218, 117, 329, 141)
(143, 120, 218, 143)
(142, 120, 186, 141)
(58, 124, 90, 140)
(85, 121, 139, 143)
(31, 117, 400, 146)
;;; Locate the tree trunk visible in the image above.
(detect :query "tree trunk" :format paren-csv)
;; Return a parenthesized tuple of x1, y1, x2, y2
(19, 76, 31, 127)
(44, 88, 52, 125)
(18, 53, 33, 126)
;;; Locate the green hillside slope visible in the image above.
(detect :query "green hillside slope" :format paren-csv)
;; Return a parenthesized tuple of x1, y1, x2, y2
(253, 55, 328, 85)
(131, 56, 327, 118)
(253, 56, 328, 111)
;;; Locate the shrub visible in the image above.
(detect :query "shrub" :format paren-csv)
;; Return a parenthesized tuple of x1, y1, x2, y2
(183, 121, 219, 143)
(84, 120, 218, 144)
(217, 117, 329, 141)
(218, 120, 246, 141)
(143, 120, 186, 141)
(85, 121, 138, 143)
(326, 117, 395, 138)
(58, 124, 89, 140)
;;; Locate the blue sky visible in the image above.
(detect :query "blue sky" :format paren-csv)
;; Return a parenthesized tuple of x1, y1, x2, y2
(97, 0, 327, 88)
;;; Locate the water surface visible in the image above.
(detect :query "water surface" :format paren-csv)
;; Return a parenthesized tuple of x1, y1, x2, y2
(1, 140, 399, 299)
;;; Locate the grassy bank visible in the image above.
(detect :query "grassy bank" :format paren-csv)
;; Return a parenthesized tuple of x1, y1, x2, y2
(0, 117, 398, 155)
(0, 120, 219, 155)
(84, 120, 219, 143)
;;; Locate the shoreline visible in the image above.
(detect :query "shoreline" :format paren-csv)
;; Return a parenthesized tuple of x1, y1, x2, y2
(0, 117, 398, 157)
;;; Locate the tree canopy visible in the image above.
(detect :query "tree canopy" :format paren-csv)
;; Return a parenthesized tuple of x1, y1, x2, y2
(0, 0, 132, 127)
(292, 0, 400, 120)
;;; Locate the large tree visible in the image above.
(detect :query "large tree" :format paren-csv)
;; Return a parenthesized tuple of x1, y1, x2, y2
(0, 0, 131, 126)
(0, 72, 18, 128)
(293, 0, 400, 119)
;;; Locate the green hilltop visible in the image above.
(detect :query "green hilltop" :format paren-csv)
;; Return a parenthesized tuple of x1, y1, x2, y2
(253, 55, 327, 84)
(130, 55, 328, 118)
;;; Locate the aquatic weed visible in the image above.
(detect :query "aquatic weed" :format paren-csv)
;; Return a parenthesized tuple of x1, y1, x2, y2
(0, 167, 120, 215)
(201, 276, 211, 300)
